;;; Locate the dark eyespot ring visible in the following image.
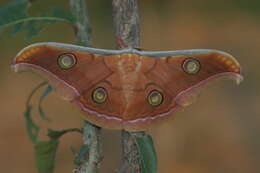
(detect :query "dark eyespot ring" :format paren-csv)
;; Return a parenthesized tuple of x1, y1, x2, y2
(58, 53, 76, 69)
(182, 58, 201, 74)
(148, 90, 163, 107)
(92, 87, 107, 104)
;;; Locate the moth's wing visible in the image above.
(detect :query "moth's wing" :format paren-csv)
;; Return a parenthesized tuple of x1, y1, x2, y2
(144, 50, 242, 108)
(11, 42, 114, 101)
(12, 42, 128, 129)
(122, 49, 243, 130)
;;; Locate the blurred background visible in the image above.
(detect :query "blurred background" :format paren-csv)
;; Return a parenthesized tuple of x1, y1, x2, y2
(0, 0, 259, 172)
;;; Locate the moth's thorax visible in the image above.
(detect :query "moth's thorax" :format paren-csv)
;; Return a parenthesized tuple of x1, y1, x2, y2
(117, 54, 142, 89)
(117, 54, 146, 115)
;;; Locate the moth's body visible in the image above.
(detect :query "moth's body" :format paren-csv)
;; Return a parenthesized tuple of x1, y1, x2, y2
(12, 42, 242, 131)
(116, 54, 143, 113)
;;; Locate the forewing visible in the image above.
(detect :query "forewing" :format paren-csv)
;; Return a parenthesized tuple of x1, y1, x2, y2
(145, 50, 242, 108)
(12, 43, 113, 100)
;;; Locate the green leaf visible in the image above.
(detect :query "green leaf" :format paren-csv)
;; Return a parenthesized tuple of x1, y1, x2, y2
(38, 85, 53, 121)
(24, 82, 47, 143)
(135, 134, 158, 173)
(26, 81, 48, 107)
(24, 102, 58, 173)
(34, 128, 81, 173)
(47, 128, 82, 139)
(0, 0, 28, 29)
(25, 82, 52, 121)
(24, 104, 40, 143)
(0, 0, 75, 38)
(23, 82, 81, 172)
(34, 139, 59, 173)
(50, 8, 75, 23)
(11, 22, 24, 35)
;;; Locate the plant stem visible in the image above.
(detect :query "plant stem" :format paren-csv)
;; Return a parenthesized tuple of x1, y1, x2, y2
(70, 0, 92, 46)
(112, 0, 157, 173)
(69, 0, 102, 173)
(112, 0, 140, 49)
(118, 131, 144, 173)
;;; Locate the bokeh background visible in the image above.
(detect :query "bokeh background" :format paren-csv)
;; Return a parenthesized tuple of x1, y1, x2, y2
(0, 0, 260, 172)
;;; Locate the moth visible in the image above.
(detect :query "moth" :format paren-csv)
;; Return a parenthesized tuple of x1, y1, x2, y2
(11, 42, 243, 131)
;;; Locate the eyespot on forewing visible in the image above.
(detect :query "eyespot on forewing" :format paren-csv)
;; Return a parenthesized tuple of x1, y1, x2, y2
(182, 58, 201, 74)
(57, 53, 77, 69)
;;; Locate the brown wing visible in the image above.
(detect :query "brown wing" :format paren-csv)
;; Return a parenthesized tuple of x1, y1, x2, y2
(122, 51, 242, 130)
(146, 52, 242, 106)
(12, 44, 113, 100)
(12, 44, 127, 129)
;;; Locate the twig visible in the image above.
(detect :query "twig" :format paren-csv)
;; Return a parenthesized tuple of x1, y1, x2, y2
(69, 0, 102, 173)
(112, 0, 156, 173)
(118, 131, 144, 173)
(70, 0, 92, 46)
(112, 0, 140, 49)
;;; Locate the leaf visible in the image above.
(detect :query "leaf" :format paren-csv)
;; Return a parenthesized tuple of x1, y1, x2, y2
(24, 82, 47, 143)
(26, 81, 48, 107)
(24, 104, 40, 143)
(0, 0, 75, 39)
(23, 82, 81, 173)
(24, 104, 81, 173)
(135, 134, 158, 173)
(38, 85, 53, 121)
(34, 139, 59, 173)
(34, 129, 81, 173)
(49, 8, 75, 23)
(25, 82, 52, 121)
(24, 101, 58, 173)
(11, 22, 24, 35)
(0, 0, 28, 29)
(47, 128, 82, 139)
